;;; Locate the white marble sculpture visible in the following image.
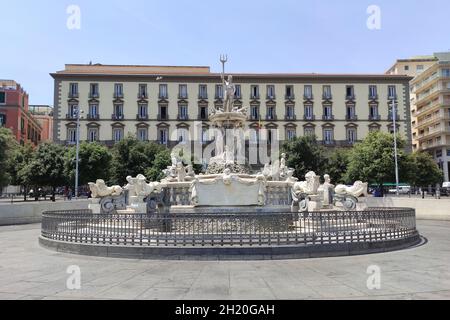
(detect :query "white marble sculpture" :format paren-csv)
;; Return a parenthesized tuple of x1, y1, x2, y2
(335, 181, 368, 198)
(88, 179, 123, 198)
(318, 174, 335, 208)
(292, 171, 321, 195)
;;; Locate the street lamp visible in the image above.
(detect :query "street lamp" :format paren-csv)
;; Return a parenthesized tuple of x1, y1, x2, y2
(75, 107, 84, 200)
(391, 100, 400, 196)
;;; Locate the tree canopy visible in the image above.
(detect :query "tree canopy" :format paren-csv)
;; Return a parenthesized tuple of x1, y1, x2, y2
(0, 128, 18, 188)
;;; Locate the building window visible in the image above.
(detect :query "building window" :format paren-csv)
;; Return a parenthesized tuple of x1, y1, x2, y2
(323, 105, 333, 120)
(304, 85, 313, 99)
(159, 105, 168, 120)
(137, 128, 148, 141)
(159, 128, 168, 145)
(199, 85, 208, 99)
(88, 104, 98, 119)
(0, 91, 6, 104)
(179, 84, 188, 99)
(304, 127, 314, 137)
(69, 83, 78, 97)
(113, 104, 123, 120)
(68, 128, 77, 143)
(179, 104, 188, 120)
(323, 85, 332, 99)
(304, 105, 314, 120)
(138, 104, 148, 119)
(286, 86, 294, 99)
(251, 85, 259, 99)
(369, 125, 380, 133)
(267, 85, 275, 99)
(68, 104, 78, 118)
(347, 128, 357, 143)
(0, 114, 6, 127)
(346, 104, 356, 120)
(215, 85, 223, 99)
(267, 106, 276, 120)
(442, 69, 450, 78)
(369, 104, 379, 120)
(404, 65, 409, 71)
(234, 85, 241, 99)
(417, 65, 424, 72)
(113, 128, 123, 142)
(286, 128, 296, 140)
(114, 84, 123, 98)
(88, 128, 98, 142)
(388, 86, 397, 100)
(369, 85, 377, 99)
(324, 129, 334, 144)
(346, 86, 354, 99)
(159, 84, 168, 99)
(178, 128, 189, 144)
(286, 105, 295, 120)
(138, 84, 148, 98)
(199, 106, 208, 120)
(90, 83, 99, 98)
(250, 106, 259, 120)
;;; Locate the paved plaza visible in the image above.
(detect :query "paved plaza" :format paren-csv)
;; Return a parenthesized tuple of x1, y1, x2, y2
(0, 220, 450, 300)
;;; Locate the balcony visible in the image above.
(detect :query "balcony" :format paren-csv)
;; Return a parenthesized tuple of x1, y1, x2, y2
(159, 94, 168, 100)
(369, 115, 381, 121)
(304, 115, 316, 121)
(157, 114, 169, 121)
(249, 114, 259, 121)
(137, 93, 148, 99)
(266, 114, 277, 121)
(285, 115, 297, 121)
(285, 94, 295, 100)
(177, 115, 189, 121)
(388, 94, 398, 101)
(68, 92, 79, 99)
(89, 92, 100, 99)
(322, 140, 336, 146)
(86, 114, 99, 121)
(322, 115, 335, 121)
(136, 114, 149, 121)
(198, 94, 208, 100)
(113, 92, 124, 99)
(345, 94, 356, 101)
(66, 113, 77, 120)
(388, 114, 401, 121)
(303, 94, 314, 100)
(346, 115, 358, 121)
(250, 94, 260, 100)
(178, 94, 188, 100)
(198, 114, 208, 121)
(368, 94, 379, 100)
(111, 114, 124, 121)
(322, 94, 332, 100)
(266, 95, 276, 100)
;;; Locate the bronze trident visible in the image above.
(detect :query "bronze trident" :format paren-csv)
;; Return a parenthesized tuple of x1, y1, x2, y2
(220, 54, 228, 76)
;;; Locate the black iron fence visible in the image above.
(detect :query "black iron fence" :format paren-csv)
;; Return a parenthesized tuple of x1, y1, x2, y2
(41, 208, 417, 247)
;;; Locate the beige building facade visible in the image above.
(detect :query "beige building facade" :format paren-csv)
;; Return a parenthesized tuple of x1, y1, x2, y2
(388, 52, 450, 182)
(51, 64, 412, 153)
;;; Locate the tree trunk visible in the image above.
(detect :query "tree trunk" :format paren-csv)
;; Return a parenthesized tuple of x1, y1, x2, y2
(52, 186, 56, 202)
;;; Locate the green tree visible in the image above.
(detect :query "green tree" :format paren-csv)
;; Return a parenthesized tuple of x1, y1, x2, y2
(6, 143, 35, 200)
(282, 135, 328, 180)
(110, 135, 170, 185)
(345, 132, 410, 188)
(0, 128, 18, 188)
(144, 149, 171, 181)
(325, 148, 351, 185)
(64, 142, 113, 186)
(407, 151, 443, 189)
(21, 143, 68, 199)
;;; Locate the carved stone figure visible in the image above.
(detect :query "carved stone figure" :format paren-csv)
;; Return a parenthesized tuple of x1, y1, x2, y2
(318, 174, 334, 208)
(176, 163, 186, 182)
(88, 179, 123, 198)
(292, 171, 320, 196)
(335, 181, 368, 198)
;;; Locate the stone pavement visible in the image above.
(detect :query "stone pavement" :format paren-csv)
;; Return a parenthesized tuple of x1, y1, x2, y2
(1, 221, 450, 300)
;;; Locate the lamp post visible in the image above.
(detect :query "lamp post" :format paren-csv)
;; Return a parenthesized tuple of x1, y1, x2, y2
(75, 107, 83, 200)
(391, 100, 400, 196)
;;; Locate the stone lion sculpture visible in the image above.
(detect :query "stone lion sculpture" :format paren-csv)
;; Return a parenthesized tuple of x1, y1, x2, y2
(88, 179, 123, 198)
(335, 181, 368, 198)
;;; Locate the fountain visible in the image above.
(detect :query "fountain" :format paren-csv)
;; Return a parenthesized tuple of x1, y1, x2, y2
(39, 57, 421, 260)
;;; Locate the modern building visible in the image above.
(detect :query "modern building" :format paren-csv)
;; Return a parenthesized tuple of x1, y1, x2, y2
(29, 105, 54, 142)
(388, 52, 450, 182)
(0, 80, 42, 146)
(51, 64, 412, 151)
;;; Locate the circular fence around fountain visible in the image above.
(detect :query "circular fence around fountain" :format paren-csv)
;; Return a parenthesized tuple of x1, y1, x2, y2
(39, 208, 421, 260)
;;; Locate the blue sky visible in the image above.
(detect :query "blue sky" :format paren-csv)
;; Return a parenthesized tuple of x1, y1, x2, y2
(1, 0, 449, 105)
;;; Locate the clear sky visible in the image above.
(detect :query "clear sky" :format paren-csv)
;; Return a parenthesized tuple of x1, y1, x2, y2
(1, 0, 449, 105)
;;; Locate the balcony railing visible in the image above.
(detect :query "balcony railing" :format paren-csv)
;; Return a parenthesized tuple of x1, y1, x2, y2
(388, 114, 401, 121)
(177, 115, 189, 121)
(304, 115, 315, 121)
(68, 92, 79, 99)
(198, 94, 208, 100)
(346, 94, 356, 100)
(178, 94, 188, 100)
(266, 95, 276, 100)
(369, 115, 381, 121)
(388, 94, 398, 101)
(285, 94, 295, 100)
(303, 94, 313, 100)
(113, 92, 124, 99)
(250, 114, 259, 121)
(159, 94, 168, 100)
(323, 140, 336, 146)
(111, 114, 124, 121)
(369, 94, 379, 100)
(346, 115, 358, 121)
(157, 114, 169, 121)
(285, 115, 296, 121)
(266, 114, 277, 121)
(66, 113, 77, 120)
(89, 92, 99, 99)
(322, 94, 332, 100)
(322, 115, 335, 121)
(250, 94, 260, 100)
(87, 114, 99, 121)
(136, 114, 149, 120)
(137, 93, 148, 99)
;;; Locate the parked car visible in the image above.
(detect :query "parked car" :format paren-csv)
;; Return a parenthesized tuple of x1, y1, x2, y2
(388, 186, 411, 194)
